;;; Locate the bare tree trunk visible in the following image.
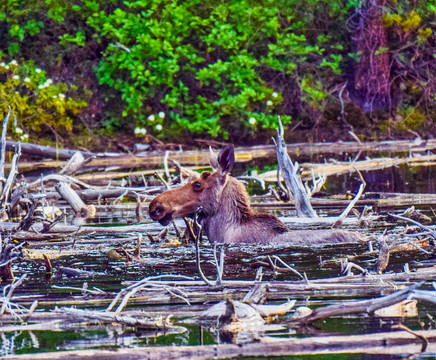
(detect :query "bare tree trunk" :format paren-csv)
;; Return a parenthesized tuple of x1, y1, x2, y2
(348, 0, 393, 112)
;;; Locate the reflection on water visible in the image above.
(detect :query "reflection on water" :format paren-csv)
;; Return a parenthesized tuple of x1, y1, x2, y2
(3, 159, 436, 358)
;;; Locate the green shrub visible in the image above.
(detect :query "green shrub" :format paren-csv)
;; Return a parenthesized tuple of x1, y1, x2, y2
(0, 58, 86, 140)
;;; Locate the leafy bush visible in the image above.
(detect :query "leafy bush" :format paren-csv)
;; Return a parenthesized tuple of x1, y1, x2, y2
(72, 0, 352, 138)
(0, 58, 86, 140)
(0, 0, 435, 143)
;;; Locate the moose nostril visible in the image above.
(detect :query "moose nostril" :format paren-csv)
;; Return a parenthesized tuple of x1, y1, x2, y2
(150, 203, 165, 219)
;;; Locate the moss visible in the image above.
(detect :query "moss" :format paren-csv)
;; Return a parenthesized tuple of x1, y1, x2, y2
(394, 106, 426, 131)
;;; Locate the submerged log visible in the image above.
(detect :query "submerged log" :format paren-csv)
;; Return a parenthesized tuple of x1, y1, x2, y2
(5, 328, 436, 359)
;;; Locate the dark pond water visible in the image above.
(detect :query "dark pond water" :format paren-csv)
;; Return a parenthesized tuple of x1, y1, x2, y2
(3, 158, 436, 359)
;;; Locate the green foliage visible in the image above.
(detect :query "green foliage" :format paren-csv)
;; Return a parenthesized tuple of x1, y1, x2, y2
(300, 75, 326, 109)
(76, 0, 348, 138)
(0, 0, 435, 142)
(0, 57, 86, 140)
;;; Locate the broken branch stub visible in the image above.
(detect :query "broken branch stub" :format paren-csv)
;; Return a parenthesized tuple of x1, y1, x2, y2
(274, 117, 317, 218)
(55, 182, 91, 218)
(59, 151, 86, 175)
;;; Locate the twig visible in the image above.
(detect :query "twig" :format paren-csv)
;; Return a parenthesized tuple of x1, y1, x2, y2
(272, 255, 305, 280)
(0, 273, 27, 317)
(194, 207, 214, 286)
(333, 168, 366, 228)
(154, 171, 170, 190)
(163, 150, 171, 181)
(106, 274, 193, 312)
(389, 212, 436, 241)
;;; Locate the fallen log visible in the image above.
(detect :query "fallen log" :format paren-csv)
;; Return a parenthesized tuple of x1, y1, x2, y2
(7, 138, 436, 165)
(4, 328, 436, 359)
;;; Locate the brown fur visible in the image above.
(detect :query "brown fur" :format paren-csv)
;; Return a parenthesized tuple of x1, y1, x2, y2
(150, 173, 365, 246)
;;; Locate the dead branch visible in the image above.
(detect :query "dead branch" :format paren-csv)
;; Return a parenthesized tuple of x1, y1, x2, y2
(55, 307, 180, 330)
(274, 117, 317, 218)
(333, 172, 366, 228)
(290, 282, 426, 325)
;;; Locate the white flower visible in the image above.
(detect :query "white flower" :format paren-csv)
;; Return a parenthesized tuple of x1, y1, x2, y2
(272, 92, 278, 98)
(134, 127, 147, 136)
(266, 100, 273, 106)
(35, 68, 41, 73)
(15, 127, 23, 134)
(5, 65, 9, 70)
(155, 124, 163, 131)
(12, 75, 19, 80)
(148, 114, 155, 122)
(24, 77, 30, 82)
(38, 84, 44, 89)
(0, 62, 5, 67)
(20, 134, 29, 141)
(10, 60, 17, 66)
(46, 79, 53, 84)
(59, 93, 65, 99)
(158, 111, 165, 119)
(249, 117, 256, 125)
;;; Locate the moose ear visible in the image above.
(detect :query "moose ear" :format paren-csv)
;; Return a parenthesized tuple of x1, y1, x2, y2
(209, 146, 219, 170)
(217, 144, 235, 176)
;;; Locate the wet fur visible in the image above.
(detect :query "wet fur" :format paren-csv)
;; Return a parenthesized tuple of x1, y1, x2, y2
(200, 176, 363, 246)
(149, 144, 365, 246)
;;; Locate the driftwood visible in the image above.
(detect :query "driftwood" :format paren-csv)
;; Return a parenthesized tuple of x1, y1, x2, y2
(3, 114, 436, 360)
(0, 108, 11, 196)
(59, 151, 88, 175)
(290, 282, 427, 324)
(5, 328, 436, 359)
(5, 140, 97, 160)
(259, 154, 436, 182)
(55, 182, 91, 217)
(8, 138, 436, 168)
(274, 117, 317, 218)
(55, 307, 182, 330)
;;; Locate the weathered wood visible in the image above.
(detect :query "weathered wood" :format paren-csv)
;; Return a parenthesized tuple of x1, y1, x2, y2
(5, 140, 97, 160)
(0, 108, 11, 195)
(274, 118, 317, 218)
(55, 182, 90, 217)
(55, 307, 184, 331)
(59, 151, 86, 175)
(7, 138, 436, 167)
(0, 147, 20, 205)
(260, 154, 436, 182)
(0, 221, 169, 238)
(5, 329, 436, 359)
(290, 282, 424, 324)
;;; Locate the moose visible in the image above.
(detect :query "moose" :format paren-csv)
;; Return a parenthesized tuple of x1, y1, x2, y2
(149, 145, 366, 246)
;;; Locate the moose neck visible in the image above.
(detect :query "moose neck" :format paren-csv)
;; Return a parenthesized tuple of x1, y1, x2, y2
(202, 176, 278, 244)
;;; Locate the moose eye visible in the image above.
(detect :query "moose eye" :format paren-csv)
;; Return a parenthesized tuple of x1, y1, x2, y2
(193, 181, 202, 192)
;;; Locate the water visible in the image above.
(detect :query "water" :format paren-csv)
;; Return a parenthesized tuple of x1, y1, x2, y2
(2, 159, 436, 358)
